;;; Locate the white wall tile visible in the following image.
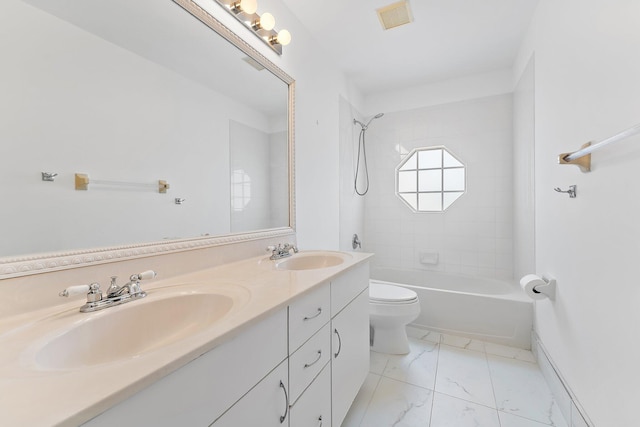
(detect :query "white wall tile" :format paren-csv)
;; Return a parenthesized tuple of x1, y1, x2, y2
(363, 94, 514, 280)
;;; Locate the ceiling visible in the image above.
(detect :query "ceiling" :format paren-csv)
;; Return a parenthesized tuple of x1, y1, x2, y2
(281, 0, 539, 95)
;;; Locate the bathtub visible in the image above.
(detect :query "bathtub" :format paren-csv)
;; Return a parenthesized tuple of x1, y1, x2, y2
(370, 268, 533, 349)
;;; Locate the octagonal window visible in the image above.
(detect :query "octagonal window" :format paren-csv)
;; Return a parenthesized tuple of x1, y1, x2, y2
(396, 146, 466, 212)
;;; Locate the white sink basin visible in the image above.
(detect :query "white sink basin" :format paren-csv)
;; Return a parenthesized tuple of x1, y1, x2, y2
(34, 288, 247, 370)
(274, 251, 351, 271)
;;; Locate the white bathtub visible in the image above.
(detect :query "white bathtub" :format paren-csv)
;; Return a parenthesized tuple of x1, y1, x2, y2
(370, 268, 533, 349)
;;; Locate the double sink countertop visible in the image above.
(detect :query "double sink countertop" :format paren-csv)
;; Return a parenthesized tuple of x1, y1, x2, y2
(0, 250, 372, 427)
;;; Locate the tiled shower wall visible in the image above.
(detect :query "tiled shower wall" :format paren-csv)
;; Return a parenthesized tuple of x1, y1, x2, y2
(363, 94, 514, 280)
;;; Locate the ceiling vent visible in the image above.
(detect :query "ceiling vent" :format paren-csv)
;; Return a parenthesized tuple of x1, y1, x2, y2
(377, 0, 413, 30)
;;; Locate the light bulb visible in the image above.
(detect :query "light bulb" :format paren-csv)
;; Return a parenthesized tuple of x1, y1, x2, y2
(276, 29, 291, 46)
(231, 0, 257, 14)
(241, 0, 257, 13)
(259, 13, 275, 31)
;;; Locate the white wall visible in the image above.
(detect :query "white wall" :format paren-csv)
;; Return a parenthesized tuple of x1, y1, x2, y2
(363, 94, 514, 280)
(242, 0, 363, 250)
(338, 96, 365, 252)
(513, 57, 536, 280)
(269, 130, 289, 228)
(514, 1, 640, 425)
(365, 68, 513, 116)
(229, 121, 273, 232)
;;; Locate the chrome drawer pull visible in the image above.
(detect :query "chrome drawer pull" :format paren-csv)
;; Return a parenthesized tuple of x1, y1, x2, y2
(279, 380, 289, 423)
(304, 350, 322, 368)
(303, 307, 322, 321)
(334, 328, 342, 358)
(317, 415, 323, 427)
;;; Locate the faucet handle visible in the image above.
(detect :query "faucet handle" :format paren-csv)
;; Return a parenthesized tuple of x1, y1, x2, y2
(137, 270, 157, 281)
(129, 270, 157, 282)
(283, 243, 298, 253)
(59, 282, 101, 299)
(59, 284, 90, 297)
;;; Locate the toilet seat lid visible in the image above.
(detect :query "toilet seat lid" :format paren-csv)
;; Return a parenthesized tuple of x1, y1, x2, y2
(369, 283, 418, 303)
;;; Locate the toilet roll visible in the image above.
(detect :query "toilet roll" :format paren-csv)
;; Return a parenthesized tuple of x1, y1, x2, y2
(520, 274, 548, 300)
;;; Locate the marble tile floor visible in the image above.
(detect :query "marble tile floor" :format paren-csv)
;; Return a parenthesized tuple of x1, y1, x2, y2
(342, 327, 567, 427)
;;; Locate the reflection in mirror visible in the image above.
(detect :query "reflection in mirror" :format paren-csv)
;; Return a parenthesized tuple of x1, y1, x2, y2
(0, 0, 293, 266)
(395, 147, 466, 212)
(229, 120, 288, 232)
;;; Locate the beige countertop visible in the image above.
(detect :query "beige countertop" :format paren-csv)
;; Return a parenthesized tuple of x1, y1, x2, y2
(0, 250, 372, 427)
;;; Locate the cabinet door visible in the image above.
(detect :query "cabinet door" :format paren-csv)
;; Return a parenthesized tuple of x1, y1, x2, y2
(82, 308, 287, 427)
(289, 363, 331, 427)
(213, 359, 290, 427)
(331, 289, 369, 427)
(330, 263, 369, 316)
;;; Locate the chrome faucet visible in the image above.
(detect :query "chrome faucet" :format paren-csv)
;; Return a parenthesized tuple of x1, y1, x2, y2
(267, 243, 298, 260)
(59, 270, 156, 313)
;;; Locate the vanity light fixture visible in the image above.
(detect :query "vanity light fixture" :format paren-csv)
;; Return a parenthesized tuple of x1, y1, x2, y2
(230, 0, 257, 14)
(252, 12, 275, 31)
(213, 0, 291, 54)
(269, 29, 291, 46)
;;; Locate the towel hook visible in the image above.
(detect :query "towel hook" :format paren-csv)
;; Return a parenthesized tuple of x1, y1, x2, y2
(554, 185, 577, 198)
(41, 172, 58, 182)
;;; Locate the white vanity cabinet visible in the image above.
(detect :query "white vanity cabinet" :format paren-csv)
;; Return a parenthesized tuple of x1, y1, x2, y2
(331, 263, 370, 427)
(213, 359, 289, 427)
(82, 308, 288, 427)
(81, 261, 370, 427)
(288, 262, 370, 427)
(289, 362, 331, 427)
(288, 282, 332, 425)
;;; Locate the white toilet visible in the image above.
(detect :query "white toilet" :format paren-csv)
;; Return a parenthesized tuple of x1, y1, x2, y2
(369, 282, 421, 354)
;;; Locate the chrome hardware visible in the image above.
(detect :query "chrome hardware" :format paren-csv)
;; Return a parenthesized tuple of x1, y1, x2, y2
(59, 270, 156, 313)
(267, 243, 298, 260)
(304, 350, 322, 368)
(317, 416, 323, 427)
(303, 307, 322, 321)
(554, 185, 577, 198)
(41, 172, 58, 182)
(279, 380, 289, 423)
(334, 328, 342, 358)
(86, 283, 103, 303)
(106, 276, 119, 296)
(175, 198, 186, 205)
(352, 233, 362, 250)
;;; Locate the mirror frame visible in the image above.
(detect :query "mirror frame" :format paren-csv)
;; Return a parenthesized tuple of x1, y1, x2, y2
(0, 0, 295, 279)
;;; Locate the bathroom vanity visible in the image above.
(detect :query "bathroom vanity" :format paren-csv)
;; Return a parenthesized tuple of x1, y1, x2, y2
(0, 251, 371, 426)
(0, 1, 372, 425)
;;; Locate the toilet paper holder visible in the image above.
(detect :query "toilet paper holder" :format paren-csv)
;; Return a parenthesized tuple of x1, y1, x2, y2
(532, 276, 556, 300)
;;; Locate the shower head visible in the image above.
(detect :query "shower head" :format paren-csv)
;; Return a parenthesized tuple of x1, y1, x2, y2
(353, 113, 384, 130)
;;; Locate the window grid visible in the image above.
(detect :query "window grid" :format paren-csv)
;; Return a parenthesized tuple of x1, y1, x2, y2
(396, 147, 465, 212)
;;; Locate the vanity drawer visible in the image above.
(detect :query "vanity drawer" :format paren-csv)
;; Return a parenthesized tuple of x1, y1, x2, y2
(331, 262, 369, 317)
(289, 362, 331, 427)
(289, 322, 331, 404)
(289, 283, 330, 352)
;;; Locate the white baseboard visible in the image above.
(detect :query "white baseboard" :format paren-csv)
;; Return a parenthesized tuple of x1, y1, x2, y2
(532, 332, 594, 427)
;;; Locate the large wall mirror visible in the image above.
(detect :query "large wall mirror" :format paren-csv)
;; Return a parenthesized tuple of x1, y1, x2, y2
(0, 0, 295, 277)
